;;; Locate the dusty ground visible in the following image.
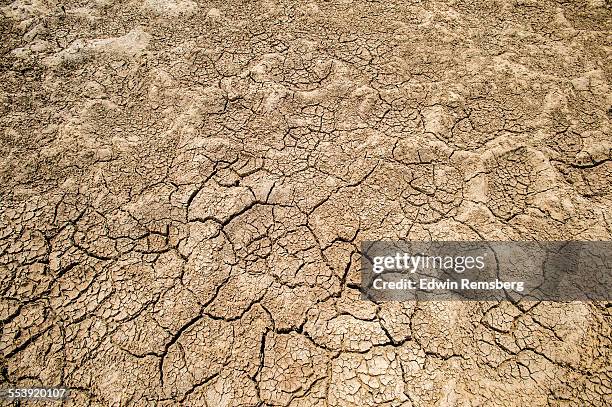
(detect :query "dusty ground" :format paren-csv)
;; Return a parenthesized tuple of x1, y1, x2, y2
(1, 0, 611, 405)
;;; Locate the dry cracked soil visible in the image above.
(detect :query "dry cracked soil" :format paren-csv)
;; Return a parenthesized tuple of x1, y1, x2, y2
(1, 0, 611, 406)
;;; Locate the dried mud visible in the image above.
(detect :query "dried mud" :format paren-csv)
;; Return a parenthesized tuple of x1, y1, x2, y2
(1, 0, 611, 405)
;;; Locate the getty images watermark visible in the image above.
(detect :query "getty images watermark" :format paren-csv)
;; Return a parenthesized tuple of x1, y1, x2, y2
(361, 241, 612, 301)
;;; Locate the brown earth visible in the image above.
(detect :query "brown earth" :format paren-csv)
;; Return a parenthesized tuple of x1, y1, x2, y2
(1, 0, 611, 405)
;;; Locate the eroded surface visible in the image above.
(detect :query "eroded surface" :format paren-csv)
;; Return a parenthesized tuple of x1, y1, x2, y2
(1, 0, 611, 405)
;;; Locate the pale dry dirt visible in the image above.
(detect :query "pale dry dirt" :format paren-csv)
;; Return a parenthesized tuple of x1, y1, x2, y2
(1, 0, 611, 406)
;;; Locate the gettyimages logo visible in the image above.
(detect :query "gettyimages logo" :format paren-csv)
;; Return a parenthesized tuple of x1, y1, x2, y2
(371, 253, 486, 274)
(361, 241, 612, 301)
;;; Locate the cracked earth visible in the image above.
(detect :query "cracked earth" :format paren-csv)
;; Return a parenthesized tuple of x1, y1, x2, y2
(1, 0, 611, 405)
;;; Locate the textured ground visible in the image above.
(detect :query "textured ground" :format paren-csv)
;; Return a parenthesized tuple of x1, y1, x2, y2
(1, 0, 611, 405)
